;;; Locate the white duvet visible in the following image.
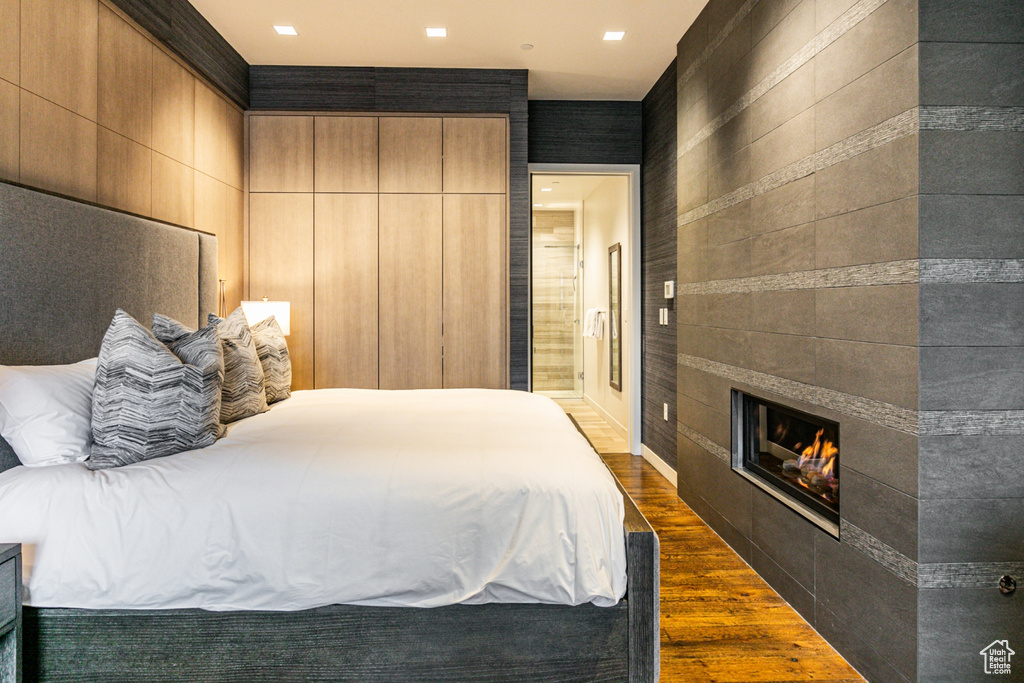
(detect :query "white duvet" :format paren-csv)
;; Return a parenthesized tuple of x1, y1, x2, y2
(0, 389, 627, 611)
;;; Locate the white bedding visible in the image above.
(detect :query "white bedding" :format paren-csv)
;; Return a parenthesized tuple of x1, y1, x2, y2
(0, 389, 627, 611)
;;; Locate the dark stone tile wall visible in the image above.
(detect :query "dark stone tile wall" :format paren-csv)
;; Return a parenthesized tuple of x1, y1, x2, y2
(641, 62, 678, 469)
(674, 0, 922, 679)
(916, 1, 1024, 678)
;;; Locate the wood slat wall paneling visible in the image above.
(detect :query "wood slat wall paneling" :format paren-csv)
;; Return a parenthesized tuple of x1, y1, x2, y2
(0, 80, 18, 181)
(195, 80, 243, 190)
(379, 117, 443, 194)
(314, 116, 378, 193)
(314, 194, 379, 389)
(248, 115, 314, 193)
(97, 4, 153, 146)
(247, 66, 529, 389)
(97, 127, 152, 216)
(640, 61, 677, 469)
(151, 46, 195, 167)
(528, 101, 643, 165)
(443, 117, 506, 194)
(105, 0, 249, 108)
(151, 152, 194, 227)
(378, 194, 443, 390)
(0, 0, 17, 84)
(443, 194, 507, 389)
(194, 172, 243, 311)
(19, 92, 98, 202)
(7, 0, 246, 317)
(20, 0, 98, 120)
(248, 193, 315, 389)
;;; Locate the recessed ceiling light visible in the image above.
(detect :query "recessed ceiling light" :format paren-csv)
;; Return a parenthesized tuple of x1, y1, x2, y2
(521, 43, 534, 51)
(274, 25, 298, 36)
(541, 188, 552, 192)
(604, 31, 625, 41)
(426, 27, 447, 37)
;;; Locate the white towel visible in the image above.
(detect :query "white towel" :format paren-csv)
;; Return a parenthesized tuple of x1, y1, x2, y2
(583, 308, 604, 340)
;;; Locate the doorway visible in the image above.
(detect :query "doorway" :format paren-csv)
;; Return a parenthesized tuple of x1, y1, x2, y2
(529, 166, 641, 455)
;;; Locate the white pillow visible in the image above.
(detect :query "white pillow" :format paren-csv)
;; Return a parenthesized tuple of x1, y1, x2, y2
(0, 358, 97, 466)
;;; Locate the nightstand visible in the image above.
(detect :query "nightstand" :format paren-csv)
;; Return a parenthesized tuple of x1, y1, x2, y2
(0, 544, 20, 683)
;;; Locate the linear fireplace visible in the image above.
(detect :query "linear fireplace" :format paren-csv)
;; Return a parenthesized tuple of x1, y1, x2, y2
(732, 391, 840, 536)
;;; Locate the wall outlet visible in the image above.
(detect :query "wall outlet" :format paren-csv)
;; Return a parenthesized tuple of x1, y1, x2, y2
(663, 403, 669, 421)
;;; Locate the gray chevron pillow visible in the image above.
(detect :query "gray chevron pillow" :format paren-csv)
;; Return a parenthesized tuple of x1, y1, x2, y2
(250, 316, 291, 404)
(88, 310, 225, 470)
(208, 308, 269, 423)
(152, 313, 228, 441)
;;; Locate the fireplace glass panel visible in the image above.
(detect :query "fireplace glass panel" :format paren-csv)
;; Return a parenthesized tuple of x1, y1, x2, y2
(739, 393, 840, 525)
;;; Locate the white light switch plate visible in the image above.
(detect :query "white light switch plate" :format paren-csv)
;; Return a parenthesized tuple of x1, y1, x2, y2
(664, 281, 675, 299)
(663, 403, 669, 421)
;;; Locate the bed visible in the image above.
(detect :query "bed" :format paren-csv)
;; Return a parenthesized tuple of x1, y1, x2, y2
(0, 180, 659, 682)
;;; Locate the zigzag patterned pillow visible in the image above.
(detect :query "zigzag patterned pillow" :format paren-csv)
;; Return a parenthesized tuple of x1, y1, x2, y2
(250, 316, 291, 404)
(152, 313, 228, 441)
(208, 308, 269, 423)
(88, 310, 225, 470)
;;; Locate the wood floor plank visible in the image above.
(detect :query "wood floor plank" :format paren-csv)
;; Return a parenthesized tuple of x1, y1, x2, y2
(554, 399, 864, 683)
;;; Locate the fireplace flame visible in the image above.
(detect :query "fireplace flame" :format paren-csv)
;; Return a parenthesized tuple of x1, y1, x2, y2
(796, 428, 838, 487)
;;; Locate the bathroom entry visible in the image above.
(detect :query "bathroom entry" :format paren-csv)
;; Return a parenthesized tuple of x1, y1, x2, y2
(531, 172, 633, 447)
(531, 177, 582, 398)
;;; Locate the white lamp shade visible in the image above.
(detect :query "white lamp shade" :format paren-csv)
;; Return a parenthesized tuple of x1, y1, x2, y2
(240, 300, 291, 336)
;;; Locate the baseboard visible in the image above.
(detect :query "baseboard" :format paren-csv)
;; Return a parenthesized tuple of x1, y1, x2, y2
(641, 444, 677, 487)
(582, 394, 629, 440)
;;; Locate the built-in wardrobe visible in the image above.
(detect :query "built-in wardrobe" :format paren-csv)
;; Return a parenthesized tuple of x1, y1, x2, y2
(246, 113, 509, 391)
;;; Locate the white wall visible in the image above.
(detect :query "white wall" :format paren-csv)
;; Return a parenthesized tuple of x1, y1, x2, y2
(581, 175, 630, 436)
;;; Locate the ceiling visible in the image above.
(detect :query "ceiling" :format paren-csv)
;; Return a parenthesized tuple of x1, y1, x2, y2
(188, 0, 707, 100)
(532, 174, 623, 210)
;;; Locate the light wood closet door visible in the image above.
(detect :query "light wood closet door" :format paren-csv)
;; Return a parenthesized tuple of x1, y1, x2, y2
(249, 116, 314, 192)
(443, 195, 507, 389)
(315, 117, 378, 193)
(249, 193, 315, 389)
(379, 118, 442, 193)
(379, 194, 443, 389)
(315, 194, 378, 389)
(443, 118, 506, 194)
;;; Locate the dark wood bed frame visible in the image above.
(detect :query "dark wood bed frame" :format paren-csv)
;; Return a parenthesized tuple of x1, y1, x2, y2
(0, 180, 660, 682)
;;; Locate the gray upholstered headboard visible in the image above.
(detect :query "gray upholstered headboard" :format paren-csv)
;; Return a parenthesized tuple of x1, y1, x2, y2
(0, 181, 219, 471)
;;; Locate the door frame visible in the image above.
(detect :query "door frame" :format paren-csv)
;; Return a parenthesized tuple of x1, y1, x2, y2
(528, 163, 642, 456)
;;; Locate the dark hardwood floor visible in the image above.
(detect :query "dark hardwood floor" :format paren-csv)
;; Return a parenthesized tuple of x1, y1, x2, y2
(602, 452, 864, 682)
(555, 398, 862, 681)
